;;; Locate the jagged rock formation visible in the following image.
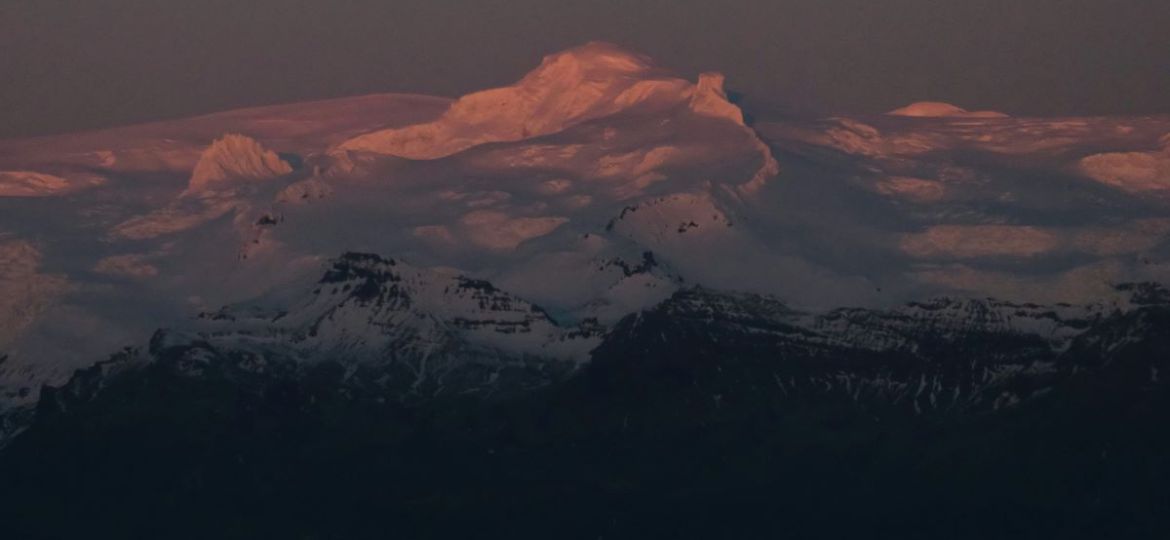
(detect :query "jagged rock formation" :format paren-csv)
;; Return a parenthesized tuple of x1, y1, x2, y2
(186, 134, 293, 193)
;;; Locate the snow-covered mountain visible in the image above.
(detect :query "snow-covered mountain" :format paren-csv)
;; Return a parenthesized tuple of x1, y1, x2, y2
(2, 43, 1170, 446)
(178, 252, 599, 396)
(22, 270, 1169, 449)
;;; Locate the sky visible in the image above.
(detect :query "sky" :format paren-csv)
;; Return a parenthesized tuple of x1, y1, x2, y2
(2, 0, 1168, 138)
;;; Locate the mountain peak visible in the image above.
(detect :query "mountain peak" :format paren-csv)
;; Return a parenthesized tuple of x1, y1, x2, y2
(887, 101, 1009, 119)
(333, 43, 753, 160)
(522, 42, 658, 83)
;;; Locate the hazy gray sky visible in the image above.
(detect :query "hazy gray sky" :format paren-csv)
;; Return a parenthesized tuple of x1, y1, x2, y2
(2, 0, 1168, 138)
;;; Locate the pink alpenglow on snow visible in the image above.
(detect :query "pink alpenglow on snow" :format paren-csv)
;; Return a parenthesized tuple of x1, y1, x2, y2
(334, 43, 760, 160)
(185, 134, 294, 193)
(887, 101, 1009, 119)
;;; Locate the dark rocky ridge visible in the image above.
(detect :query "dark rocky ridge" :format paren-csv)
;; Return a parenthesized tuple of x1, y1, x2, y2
(1, 256, 1168, 539)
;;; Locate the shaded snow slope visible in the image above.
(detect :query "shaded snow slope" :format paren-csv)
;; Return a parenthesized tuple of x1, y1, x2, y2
(756, 112, 1170, 306)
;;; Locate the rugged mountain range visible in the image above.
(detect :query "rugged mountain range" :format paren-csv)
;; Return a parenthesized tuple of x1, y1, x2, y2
(26, 254, 1168, 425)
(1, 42, 1169, 537)
(3, 253, 1168, 538)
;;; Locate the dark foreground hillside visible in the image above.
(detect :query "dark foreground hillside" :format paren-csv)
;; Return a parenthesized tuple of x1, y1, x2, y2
(2, 294, 1168, 539)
